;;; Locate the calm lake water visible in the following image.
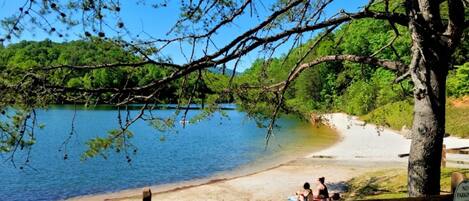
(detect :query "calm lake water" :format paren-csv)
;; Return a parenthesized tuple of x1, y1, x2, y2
(0, 105, 337, 201)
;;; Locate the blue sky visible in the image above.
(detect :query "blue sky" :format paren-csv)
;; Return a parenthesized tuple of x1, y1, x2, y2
(0, 0, 369, 71)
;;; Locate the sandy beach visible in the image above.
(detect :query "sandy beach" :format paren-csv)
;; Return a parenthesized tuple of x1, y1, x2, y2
(68, 113, 469, 201)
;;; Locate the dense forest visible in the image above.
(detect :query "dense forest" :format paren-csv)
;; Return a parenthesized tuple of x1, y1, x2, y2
(236, 18, 469, 137)
(238, 18, 468, 114)
(0, 38, 233, 106)
(234, 20, 469, 137)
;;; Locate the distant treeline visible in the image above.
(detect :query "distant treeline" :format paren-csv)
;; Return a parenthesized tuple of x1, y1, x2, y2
(0, 39, 234, 105)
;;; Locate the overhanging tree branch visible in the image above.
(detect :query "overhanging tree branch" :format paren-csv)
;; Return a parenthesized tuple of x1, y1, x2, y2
(4, 0, 410, 98)
(268, 54, 408, 90)
(36, 60, 181, 71)
(121, 10, 409, 93)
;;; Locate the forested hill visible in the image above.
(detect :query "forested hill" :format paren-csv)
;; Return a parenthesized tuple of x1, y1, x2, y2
(0, 39, 232, 104)
(236, 18, 469, 137)
(238, 17, 468, 114)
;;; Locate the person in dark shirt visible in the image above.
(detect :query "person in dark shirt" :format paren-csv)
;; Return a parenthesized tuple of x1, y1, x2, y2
(314, 177, 329, 201)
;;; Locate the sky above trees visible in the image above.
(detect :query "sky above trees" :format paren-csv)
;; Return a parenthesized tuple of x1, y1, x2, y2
(0, 0, 368, 71)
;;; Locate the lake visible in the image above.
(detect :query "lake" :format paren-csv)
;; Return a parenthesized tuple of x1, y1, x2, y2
(0, 105, 337, 201)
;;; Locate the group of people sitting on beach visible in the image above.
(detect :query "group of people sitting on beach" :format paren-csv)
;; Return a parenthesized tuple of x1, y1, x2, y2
(289, 177, 335, 201)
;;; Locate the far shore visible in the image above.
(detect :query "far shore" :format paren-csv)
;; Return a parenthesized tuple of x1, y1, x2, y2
(68, 113, 469, 201)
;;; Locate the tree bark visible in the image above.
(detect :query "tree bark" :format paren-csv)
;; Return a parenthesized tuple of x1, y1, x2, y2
(408, 55, 447, 196)
(406, 18, 449, 196)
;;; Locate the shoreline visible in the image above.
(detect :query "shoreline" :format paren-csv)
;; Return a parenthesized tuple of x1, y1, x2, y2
(67, 119, 340, 201)
(68, 113, 469, 201)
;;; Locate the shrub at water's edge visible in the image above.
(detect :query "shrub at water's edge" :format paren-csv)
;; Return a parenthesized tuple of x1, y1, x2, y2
(344, 168, 469, 200)
(360, 98, 469, 138)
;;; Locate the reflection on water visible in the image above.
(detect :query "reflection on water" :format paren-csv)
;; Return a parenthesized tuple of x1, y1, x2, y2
(0, 105, 337, 201)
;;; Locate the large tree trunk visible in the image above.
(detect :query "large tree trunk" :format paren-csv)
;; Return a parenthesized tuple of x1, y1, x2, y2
(405, 0, 457, 196)
(408, 57, 447, 196)
(406, 19, 450, 194)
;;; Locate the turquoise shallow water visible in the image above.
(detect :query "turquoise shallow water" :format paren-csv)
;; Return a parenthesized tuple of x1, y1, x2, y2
(0, 105, 335, 201)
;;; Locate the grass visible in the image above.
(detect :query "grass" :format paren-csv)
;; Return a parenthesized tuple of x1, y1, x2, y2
(446, 102, 469, 138)
(360, 97, 469, 138)
(361, 100, 413, 131)
(343, 168, 469, 200)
